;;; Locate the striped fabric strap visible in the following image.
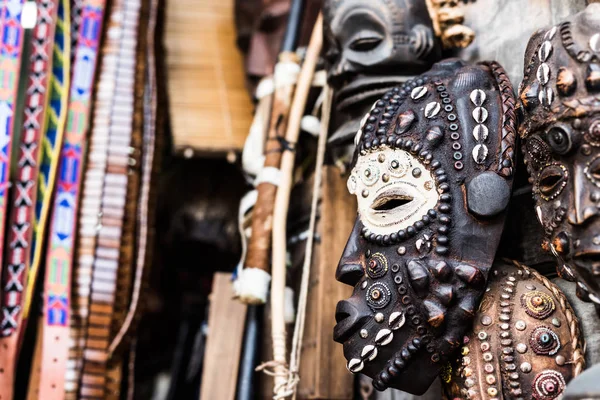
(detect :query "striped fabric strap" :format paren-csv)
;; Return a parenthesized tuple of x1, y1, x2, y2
(78, 0, 142, 396)
(66, 0, 124, 394)
(23, 0, 71, 325)
(0, 0, 26, 326)
(38, 1, 106, 398)
(1, 0, 60, 339)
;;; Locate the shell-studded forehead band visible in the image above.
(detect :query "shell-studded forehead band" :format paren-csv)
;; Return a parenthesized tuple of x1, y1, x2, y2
(353, 60, 516, 179)
(519, 7, 600, 138)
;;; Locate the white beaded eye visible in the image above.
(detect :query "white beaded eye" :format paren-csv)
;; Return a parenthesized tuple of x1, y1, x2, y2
(387, 157, 408, 178)
(361, 165, 380, 186)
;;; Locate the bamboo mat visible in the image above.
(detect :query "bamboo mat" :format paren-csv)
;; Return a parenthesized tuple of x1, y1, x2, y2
(165, 0, 253, 154)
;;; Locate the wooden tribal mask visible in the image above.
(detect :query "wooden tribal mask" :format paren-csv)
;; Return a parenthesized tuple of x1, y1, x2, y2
(519, 4, 600, 314)
(333, 59, 517, 394)
(443, 261, 584, 400)
(323, 0, 442, 86)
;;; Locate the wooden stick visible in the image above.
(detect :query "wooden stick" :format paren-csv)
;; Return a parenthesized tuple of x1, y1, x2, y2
(270, 13, 323, 399)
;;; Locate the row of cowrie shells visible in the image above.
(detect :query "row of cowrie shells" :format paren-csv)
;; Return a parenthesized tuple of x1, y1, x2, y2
(537, 27, 557, 107)
(470, 89, 489, 165)
(347, 311, 406, 373)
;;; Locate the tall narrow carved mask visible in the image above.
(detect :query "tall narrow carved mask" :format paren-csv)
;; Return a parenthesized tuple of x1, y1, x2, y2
(519, 4, 600, 313)
(334, 59, 517, 394)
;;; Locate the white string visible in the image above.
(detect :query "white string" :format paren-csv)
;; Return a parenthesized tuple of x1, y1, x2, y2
(286, 85, 333, 397)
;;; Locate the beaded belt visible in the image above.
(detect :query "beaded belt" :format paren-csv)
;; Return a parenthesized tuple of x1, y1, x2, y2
(0, 1, 39, 398)
(38, 1, 106, 398)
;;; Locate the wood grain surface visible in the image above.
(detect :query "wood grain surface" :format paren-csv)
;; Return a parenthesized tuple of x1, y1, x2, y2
(200, 273, 248, 400)
(164, 0, 253, 154)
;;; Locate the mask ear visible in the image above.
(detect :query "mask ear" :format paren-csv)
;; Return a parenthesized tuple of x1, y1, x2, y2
(466, 171, 511, 218)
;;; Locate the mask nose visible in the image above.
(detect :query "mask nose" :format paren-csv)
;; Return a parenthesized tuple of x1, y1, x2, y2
(328, 58, 353, 88)
(335, 222, 366, 286)
(568, 165, 599, 225)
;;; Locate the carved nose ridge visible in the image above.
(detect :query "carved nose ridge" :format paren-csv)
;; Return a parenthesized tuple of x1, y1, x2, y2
(568, 206, 599, 225)
(336, 263, 364, 286)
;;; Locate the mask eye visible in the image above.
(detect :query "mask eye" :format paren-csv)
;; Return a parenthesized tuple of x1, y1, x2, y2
(366, 253, 388, 279)
(366, 282, 391, 309)
(388, 158, 408, 178)
(546, 126, 572, 155)
(361, 165, 380, 186)
(538, 164, 568, 200)
(585, 156, 600, 187)
(349, 32, 383, 52)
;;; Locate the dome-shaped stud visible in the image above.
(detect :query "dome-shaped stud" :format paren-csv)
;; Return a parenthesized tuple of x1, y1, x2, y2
(556, 67, 577, 97)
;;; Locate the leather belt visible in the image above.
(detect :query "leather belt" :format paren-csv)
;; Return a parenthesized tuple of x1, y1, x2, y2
(25, 0, 71, 397)
(0, 1, 39, 398)
(108, 0, 160, 360)
(78, 0, 142, 397)
(39, 1, 106, 398)
(66, 0, 126, 394)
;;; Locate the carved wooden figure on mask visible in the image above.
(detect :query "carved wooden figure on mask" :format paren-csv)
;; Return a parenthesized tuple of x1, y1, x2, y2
(333, 58, 517, 394)
(519, 3, 600, 315)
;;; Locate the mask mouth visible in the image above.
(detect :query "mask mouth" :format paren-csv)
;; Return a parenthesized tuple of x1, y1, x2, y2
(371, 191, 414, 212)
(335, 75, 409, 112)
(333, 299, 371, 343)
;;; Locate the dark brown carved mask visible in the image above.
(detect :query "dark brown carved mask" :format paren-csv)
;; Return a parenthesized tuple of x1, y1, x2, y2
(443, 260, 584, 400)
(323, 0, 442, 86)
(333, 59, 517, 394)
(519, 4, 600, 314)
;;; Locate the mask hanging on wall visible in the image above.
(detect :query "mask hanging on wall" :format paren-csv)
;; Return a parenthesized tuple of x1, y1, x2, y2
(443, 260, 585, 400)
(333, 58, 517, 394)
(519, 3, 600, 315)
(323, 0, 444, 161)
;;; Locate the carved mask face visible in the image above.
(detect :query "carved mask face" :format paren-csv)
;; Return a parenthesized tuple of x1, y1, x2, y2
(334, 59, 517, 394)
(519, 4, 600, 313)
(323, 0, 442, 87)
